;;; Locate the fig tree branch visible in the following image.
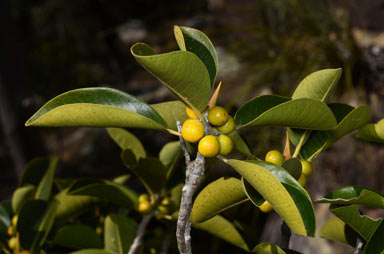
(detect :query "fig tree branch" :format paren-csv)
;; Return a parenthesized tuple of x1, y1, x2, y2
(128, 213, 153, 254)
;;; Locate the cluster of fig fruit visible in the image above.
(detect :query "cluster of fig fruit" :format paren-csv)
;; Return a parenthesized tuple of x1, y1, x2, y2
(181, 106, 235, 158)
(6, 214, 31, 253)
(259, 150, 313, 213)
(138, 194, 175, 218)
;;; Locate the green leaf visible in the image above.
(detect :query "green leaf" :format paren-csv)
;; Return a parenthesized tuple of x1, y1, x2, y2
(151, 101, 188, 131)
(330, 205, 382, 241)
(25, 87, 167, 130)
(35, 157, 58, 201)
(193, 215, 249, 251)
(0, 204, 11, 241)
(229, 131, 255, 157)
(190, 177, 248, 223)
(355, 118, 384, 143)
(68, 179, 137, 209)
(364, 221, 384, 254)
(122, 154, 167, 195)
(299, 104, 371, 160)
(71, 250, 114, 254)
(226, 159, 316, 236)
(235, 95, 336, 130)
(159, 141, 181, 181)
(55, 187, 99, 223)
(315, 186, 384, 209)
(12, 185, 36, 213)
(17, 200, 57, 252)
(104, 214, 137, 254)
(174, 26, 218, 86)
(292, 68, 342, 102)
(252, 242, 302, 254)
(131, 43, 211, 111)
(319, 217, 357, 247)
(241, 177, 264, 207)
(106, 128, 146, 160)
(53, 224, 103, 249)
(281, 158, 302, 180)
(19, 157, 52, 187)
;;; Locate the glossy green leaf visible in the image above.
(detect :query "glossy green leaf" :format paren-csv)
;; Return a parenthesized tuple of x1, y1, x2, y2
(330, 205, 382, 242)
(174, 26, 218, 86)
(315, 186, 384, 209)
(364, 221, 384, 254)
(25, 87, 167, 130)
(190, 177, 248, 223)
(252, 242, 302, 254)
(55, 187, 99, 223)
(131, 43, 211, 111)
(71, 250, 114, 254)
(319, 217, 357, 247)
(113, 174, 131, 185)
(12, 185, 35, 213)
(53, 224, 103, 249)
(299, 104, 371, 160)
(151, 101, 188, 131)
(17, 200, 57, 252)
(235, 95, 336, 130)
(281, 158, 302, 180)
(193, 215, 249, 251)
(159, 141, 181, 180)
(355, 118, 384, 143)
(226, 159, 316, 236)
(35, 157, 58, 201)
(107, 128, 146, 159)
(104, 214, 137, 254)
(122, 154, 167, 195)
(19, 157, 52, 187)
(292, 68, 342, 102)
(229, 131, 255, 157)
(68, 179, 137, 209)
(0, 204, 11, 241)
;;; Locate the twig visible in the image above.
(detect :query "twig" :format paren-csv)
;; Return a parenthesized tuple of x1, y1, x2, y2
(176, 121, 206, 254)
(292, 130, 310, 158)
(353, 236, 364, 254)
(160, 224, 174, 254)
(280, 221, 291, 249)
(128, 213, 153, 254)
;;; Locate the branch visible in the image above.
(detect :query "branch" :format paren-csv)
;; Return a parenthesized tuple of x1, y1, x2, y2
(353, 236, 364, 254)
(176, 121, 206, 254)
(280, 221, 291, 249)
(128, 213, 153, 254)
(160, 224, 174, 254)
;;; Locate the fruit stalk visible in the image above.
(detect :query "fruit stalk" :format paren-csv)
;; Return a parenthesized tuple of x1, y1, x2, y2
(176, 121, 206, 254)
(128, 213, 153, 254)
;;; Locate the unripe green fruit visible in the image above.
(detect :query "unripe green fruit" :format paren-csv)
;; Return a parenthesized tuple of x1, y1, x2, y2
(298, 174, 307, 187)
(208, 106, 229, 126)
(96, 226, 103, 235)
(259, 201, 273, 213)
(217, 116, 235, 134)
(185, 107, 199, 119)
(138, 193, 149, 203)
(218, 135, 234, 155)
(265, 150, 284, 166)
(158, 205, 171, 214)
(301, 160, 313, 176)
(181, 119, 205, 143)
(198, 135, 220, 158)
(161, 197, 171, 206)
(138, 200, 152, 214)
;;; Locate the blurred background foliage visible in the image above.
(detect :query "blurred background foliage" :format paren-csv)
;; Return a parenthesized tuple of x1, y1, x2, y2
(1, 0, 384, 253)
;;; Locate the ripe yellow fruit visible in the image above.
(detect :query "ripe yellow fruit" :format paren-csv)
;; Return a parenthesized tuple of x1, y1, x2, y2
(181, 119, 205, 143)
(158, 205, 171, 214)
(198, 135, 220, 158)
(265, 150, 284, 166)
(298, 174, 307, 187)
(259, 201, 273, 213)
(185, 107, 199, 119)
(218, 135, 234, 155)
(217, 116, 235, 134)
(12, 214, 18, 227)
(138, 200, 152, 214)
(138, 193, 149, 203)
(208, 106, 229, 126)
(8, 237, 17, 249)
(301, 160, 313, 176)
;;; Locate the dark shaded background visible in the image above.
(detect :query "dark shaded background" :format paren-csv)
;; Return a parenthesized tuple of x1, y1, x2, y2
(1, 0, 384, 253)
